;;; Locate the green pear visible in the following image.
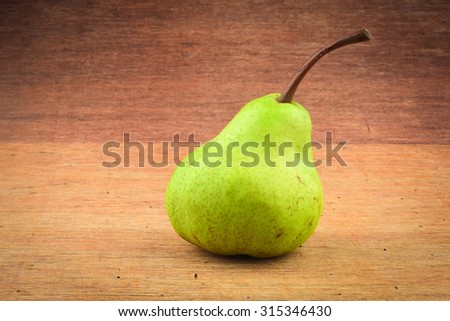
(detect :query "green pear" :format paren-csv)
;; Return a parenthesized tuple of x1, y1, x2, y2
(166, 30, 371, 258)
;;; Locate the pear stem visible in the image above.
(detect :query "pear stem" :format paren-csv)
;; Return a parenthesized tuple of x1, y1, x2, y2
(278, 29, 372, 103)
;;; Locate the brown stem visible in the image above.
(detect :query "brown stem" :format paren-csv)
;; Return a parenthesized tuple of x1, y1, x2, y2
(278, 29, 372, 103)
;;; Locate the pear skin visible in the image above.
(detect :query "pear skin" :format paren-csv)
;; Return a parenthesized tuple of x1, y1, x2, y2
(166, 94, 323, 258)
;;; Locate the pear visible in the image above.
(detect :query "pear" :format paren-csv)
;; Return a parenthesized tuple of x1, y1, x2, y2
(166, 30, 371, 258)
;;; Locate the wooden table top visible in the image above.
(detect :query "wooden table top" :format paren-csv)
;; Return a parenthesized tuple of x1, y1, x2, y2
(1, 0, 449, 300)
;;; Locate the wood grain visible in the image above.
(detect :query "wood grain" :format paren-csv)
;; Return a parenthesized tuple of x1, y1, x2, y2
(0, 0, 449, 300)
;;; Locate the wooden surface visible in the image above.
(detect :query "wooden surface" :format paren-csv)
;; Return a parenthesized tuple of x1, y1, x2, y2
(0, 0, 449, 300)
